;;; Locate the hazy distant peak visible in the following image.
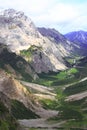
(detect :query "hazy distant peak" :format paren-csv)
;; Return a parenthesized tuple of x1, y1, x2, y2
(65, 30, 87, 45)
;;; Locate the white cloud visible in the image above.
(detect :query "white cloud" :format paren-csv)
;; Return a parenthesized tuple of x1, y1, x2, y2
(0, 0, 56, 14)
(37, 4, 77, 23)
(63, 15, 87, 33)
(30, 1, 87, 33)
(48, 4, 78, 22)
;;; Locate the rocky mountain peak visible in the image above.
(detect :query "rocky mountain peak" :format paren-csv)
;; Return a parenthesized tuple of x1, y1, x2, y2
(0, 9, 41, 52)
(0, 9, 28, 20)
(0, 8, 34, 29)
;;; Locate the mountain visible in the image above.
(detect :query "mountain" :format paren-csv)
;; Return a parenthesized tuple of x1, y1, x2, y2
(38, 27, 66, 43)
(65, 30, 87, 56)
(65, 30, 87, 45)
(38, 27, 74, 53)
(38, 27, 87, 56)
(38, 27, 82, 55)
(0, 9, 71, 73)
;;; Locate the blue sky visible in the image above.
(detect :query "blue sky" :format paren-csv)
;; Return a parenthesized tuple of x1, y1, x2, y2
(0, 0, 87, 34)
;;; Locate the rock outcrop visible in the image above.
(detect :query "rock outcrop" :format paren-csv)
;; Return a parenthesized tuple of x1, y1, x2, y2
(0, 69, 40, 112)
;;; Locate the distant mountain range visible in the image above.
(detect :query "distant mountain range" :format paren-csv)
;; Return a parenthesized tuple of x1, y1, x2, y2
(65, 30, 87, 45)
(65, 30, 87, 56)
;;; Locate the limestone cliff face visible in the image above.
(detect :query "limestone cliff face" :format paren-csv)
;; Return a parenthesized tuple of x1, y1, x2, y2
(0, 9, 69, 72)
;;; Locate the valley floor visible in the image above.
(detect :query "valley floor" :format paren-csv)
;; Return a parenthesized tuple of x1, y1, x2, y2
(19, 76, 87, 130)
